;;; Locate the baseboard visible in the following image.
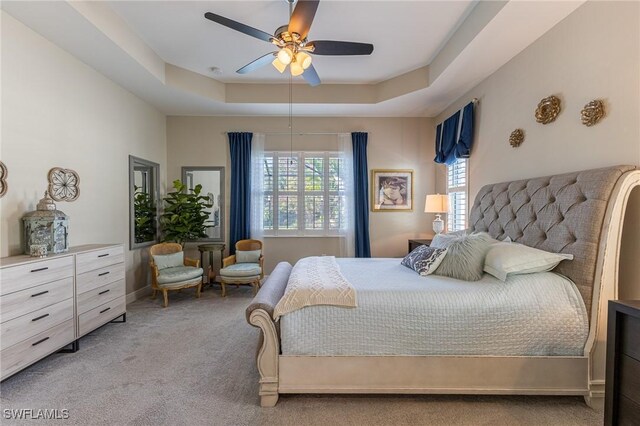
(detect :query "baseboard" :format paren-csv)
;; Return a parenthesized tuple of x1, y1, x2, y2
(126, 285, 151, 304)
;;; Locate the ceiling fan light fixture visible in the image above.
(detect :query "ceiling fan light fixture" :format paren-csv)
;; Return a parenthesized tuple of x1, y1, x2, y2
(295, 51, 312, 70)
(272, 58, 287, 73)
(277, 47, 294, 65)
(290, 60, 304, 77)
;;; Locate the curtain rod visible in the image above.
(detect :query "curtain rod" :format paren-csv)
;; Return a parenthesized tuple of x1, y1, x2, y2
(222, 132, 352, 136)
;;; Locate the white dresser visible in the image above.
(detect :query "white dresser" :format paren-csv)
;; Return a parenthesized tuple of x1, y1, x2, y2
(0, 244, 126, 381)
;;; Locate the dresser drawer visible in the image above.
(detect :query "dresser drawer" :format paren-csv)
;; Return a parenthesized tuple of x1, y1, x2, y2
(1, 319, 74, 381)
(1, 298, 73, 350)
(620, 354, 640, 406)
(78, 296, 125, 337)
(0, 256, 73, 296)
(77, 279, 125, 315)
(621, 315, 640, 361)
(76, 245, 124, 275)
(77, 262, 125, 294)
(0, 277, 73, 323)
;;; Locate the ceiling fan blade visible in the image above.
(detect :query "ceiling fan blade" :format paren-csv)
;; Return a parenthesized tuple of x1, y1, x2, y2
(288, 0, 319, 40)
(302, 64, 321, 87)
(237, 52, 277, 74)
(309, 40, 374, 56)
(205, 12, 274, 43)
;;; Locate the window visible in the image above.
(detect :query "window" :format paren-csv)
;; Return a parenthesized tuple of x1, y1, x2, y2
(446, 159, 468, 232)
(262, 152, 347, 236)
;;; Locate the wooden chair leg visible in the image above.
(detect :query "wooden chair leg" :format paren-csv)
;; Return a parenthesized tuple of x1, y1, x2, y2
(252, 281, 259, 295)
(221, 282, 227, 298)
(162, 289, 169, 308)
(196, 283, 202, 298)
(151, 289, 157, 299)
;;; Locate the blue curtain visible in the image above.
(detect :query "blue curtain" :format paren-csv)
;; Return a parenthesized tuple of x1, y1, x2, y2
(351, 132, 371, 258)
(228, 132, 252, 255)
(434, 101, 475, 165)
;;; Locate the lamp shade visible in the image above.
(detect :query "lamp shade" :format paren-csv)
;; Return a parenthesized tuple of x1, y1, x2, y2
(424, 194, 449, 214)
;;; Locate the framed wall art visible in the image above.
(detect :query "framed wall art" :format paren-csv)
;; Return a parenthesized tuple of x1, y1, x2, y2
(371, 169, 413, 212)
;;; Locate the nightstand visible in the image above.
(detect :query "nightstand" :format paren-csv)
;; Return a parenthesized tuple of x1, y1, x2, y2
(408, 239, 432, 254)
(605, 300, 640, 425)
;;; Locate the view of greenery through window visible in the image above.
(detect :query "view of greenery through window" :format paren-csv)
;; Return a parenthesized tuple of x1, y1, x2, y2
(262, 152, 346, 235)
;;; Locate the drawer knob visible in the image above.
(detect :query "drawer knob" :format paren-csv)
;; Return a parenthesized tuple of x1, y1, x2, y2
(98, 289, 111, 295)
(98, 271, 110, 277)
(30, 267, 49, 273)
(32, 337, 50, 346)
(32, 313, 50, 322)
(30, 290, 49, 298)
(100, 307, 111, 314)
(97, 253, 110, 258)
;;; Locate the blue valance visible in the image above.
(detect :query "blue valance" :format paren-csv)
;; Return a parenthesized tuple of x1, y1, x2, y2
(434, 101, 475, 165)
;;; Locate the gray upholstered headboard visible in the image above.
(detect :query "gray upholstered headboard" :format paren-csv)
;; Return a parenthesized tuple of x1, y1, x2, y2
(469, 165, 636, 318)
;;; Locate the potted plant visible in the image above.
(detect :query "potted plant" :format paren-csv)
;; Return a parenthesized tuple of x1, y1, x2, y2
(160, 180, 213, 246)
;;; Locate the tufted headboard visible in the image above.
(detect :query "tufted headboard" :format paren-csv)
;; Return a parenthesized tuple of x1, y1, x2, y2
(469, 165, 636, 318)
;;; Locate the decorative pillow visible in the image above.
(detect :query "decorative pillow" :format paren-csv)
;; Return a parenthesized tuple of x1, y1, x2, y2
(152, 252, 184, 270)
(484, 242, 574, 281)
(236, 249, 261, 264)
(430, 233, 460, 249)
(432, 232, 495, 281)
(401, 245, 448, 276)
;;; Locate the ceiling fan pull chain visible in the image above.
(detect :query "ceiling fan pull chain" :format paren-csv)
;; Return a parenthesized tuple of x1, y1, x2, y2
(289, 72, 294, 163)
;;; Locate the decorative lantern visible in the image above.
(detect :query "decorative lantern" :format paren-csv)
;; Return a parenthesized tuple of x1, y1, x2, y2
(23, 191, 69, 255)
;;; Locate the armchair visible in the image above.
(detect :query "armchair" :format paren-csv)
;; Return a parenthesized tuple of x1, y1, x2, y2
(149, 243, 203, 307)
(219, 239, 264, 297)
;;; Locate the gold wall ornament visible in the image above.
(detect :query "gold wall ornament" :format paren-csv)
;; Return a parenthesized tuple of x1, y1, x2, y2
(535, 95, 561, 124)
(48, 167, 80, 202)
(581, 100, 605, 127)
(509, 129, 525, 148)
(0, 161, 7, 198)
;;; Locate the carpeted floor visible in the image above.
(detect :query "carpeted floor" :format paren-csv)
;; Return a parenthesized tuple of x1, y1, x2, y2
(0, 286, 603, 426)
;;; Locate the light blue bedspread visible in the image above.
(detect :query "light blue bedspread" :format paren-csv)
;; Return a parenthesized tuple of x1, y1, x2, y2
(280, 258, 589, 356)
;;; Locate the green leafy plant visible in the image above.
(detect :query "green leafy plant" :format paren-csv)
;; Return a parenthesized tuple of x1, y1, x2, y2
(134, 185, 156, 244)
(160, 180, 213, 246)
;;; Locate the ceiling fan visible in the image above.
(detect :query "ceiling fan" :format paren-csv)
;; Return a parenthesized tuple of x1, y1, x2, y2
(204, 0, 374, 86)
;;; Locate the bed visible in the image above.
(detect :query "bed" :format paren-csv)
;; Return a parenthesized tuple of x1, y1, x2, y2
(246, 165, 639, 407)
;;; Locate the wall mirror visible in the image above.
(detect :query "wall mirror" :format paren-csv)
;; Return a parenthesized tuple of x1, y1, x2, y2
(181, 166, 225, 242)
(129, 155, 160, 249)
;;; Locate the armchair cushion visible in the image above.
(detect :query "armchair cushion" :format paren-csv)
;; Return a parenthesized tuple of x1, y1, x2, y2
(152, 252, 184, 270)
(157, 266, 203, 284)
(236, 250, 262, 264)
(220, 263, 262, 278)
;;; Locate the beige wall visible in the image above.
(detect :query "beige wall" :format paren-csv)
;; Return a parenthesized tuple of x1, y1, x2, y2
(166, 116, 434, 272)
(1, 12, 167, 295)
(434, 1, 640, 298)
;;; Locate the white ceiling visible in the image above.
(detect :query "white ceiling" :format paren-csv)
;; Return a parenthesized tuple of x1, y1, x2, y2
(108, 1, 473, 84)
(1, 1, 585, 116)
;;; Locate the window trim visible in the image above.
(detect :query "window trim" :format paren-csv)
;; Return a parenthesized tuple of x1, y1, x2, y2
(446, 159, 469, 233)
(263, 151, 346, 237)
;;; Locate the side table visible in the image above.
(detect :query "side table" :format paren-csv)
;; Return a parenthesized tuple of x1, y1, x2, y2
(408, 239, 432, 254)
(197, 243, 225, 286)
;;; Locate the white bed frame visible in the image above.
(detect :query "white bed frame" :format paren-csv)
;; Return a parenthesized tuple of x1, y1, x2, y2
(248, 169, 640, 407)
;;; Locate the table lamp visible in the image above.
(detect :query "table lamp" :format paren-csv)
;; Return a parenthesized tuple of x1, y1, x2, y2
(424, 194, 449, 235)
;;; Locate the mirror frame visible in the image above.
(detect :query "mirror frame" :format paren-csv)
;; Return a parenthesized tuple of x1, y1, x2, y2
(129, 155, 160, 250)
(181, 166, 225, 243)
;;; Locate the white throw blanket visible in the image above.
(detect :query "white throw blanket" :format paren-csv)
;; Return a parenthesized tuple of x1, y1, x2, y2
(273, 256, 357, 320)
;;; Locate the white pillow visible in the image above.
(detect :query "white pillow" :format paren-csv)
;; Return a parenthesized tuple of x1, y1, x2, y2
(484, 242, 574, 281)
(236, 249, 261, 264)
(152, 252, 184, 270)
